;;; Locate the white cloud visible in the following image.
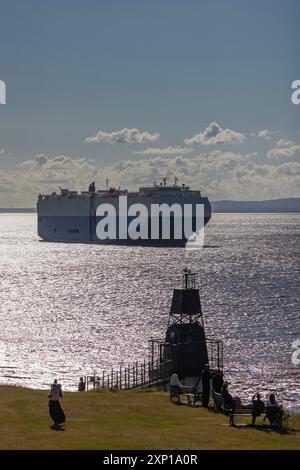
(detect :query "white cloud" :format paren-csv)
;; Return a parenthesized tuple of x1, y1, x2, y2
(251, 129, 279, 140)
(132, 146, 193, 155)
(275, 162, 300, 176)
(84, 127, 160, 144)
(267, 141, 300, 159)
(33, 154, 48, 166)
(0, 149, 5, 155)
(276, 138, 295, 147)
(184, 122, 246, 145)
(1, 150, 300, 206)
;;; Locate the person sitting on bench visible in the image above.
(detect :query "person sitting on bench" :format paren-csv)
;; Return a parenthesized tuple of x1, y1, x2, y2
(265, 393, 283, 426)
(170, 373, 181, 394)
(251, 393, 265, 425)
(221, 383, 241, 413)
(169, 373, 193, 404)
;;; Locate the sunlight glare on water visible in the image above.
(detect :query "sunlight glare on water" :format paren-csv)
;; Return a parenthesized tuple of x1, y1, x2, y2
(0, 213, 299, 410)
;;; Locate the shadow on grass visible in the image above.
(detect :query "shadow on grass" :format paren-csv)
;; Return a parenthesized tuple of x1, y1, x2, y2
(170, 399, 203, 407)
(50, 425, 65, 431)
(247, 424, 297, 435)
(209, 407, 296, 435)
(170, 394, 299, 438)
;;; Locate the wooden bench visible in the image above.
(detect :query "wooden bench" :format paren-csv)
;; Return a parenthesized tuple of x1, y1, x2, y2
(185, 391, 203, 407)
(213, 392, 253, 426)
(170, 385, 202, 406)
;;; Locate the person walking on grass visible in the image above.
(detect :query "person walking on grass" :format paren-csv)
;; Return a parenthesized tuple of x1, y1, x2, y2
(48, 379, 66, 429)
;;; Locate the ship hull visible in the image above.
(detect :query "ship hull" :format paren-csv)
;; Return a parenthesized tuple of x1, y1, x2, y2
(37, 217, 211, 246)
(37, 194, 211, 247)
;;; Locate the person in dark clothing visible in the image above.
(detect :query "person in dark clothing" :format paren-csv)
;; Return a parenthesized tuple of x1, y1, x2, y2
(251, 393, 265, 425)
(221, 383, 237, 413)
(265, 393, 283, 426)
(78, 377, 86, 392)
(88, 182, 96, 193)
(201, 364, 210, 407)
(48, 379, 66, 429)
(212, 371, 224, 393)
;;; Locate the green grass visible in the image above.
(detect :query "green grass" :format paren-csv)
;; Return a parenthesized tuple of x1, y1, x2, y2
(0, 386, 299, 450)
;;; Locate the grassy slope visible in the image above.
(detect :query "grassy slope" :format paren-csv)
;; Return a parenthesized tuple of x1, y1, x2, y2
(0, 386, 299, 450)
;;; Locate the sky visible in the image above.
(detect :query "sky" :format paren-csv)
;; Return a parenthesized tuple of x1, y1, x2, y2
(0, 0, 299, 206)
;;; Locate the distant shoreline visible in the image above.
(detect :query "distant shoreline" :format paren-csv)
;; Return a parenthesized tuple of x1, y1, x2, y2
(211, 198, 300, 213)
(0, 208, 37, 213)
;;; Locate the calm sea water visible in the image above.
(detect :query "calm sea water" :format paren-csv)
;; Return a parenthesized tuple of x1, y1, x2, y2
(0, 213, 299, 410)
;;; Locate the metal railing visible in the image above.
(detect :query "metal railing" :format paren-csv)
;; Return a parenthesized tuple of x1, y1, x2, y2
(81, 337, 223, 392)
(83, 358, 174, 391)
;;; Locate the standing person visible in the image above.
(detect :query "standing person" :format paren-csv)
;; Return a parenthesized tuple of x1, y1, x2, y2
(78, 377, 86, 392)
(88, 182, 96, 193)
(212, 370, 224, 393)
(201, 364, 210, 407)
(48, 379, 66, 429)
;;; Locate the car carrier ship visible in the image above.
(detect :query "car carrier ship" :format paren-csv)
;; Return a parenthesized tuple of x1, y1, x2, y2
(37, 178, 211, 247)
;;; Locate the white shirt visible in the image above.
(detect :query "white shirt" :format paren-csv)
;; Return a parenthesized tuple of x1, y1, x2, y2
(170, 374, 181, 387)
(49, 383, 61, 401)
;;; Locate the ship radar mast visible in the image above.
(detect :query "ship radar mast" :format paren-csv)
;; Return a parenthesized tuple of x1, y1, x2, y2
(160, 177, 168, 187)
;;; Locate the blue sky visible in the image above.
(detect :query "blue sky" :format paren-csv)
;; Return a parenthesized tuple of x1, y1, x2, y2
(0, 0, 299, 205)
